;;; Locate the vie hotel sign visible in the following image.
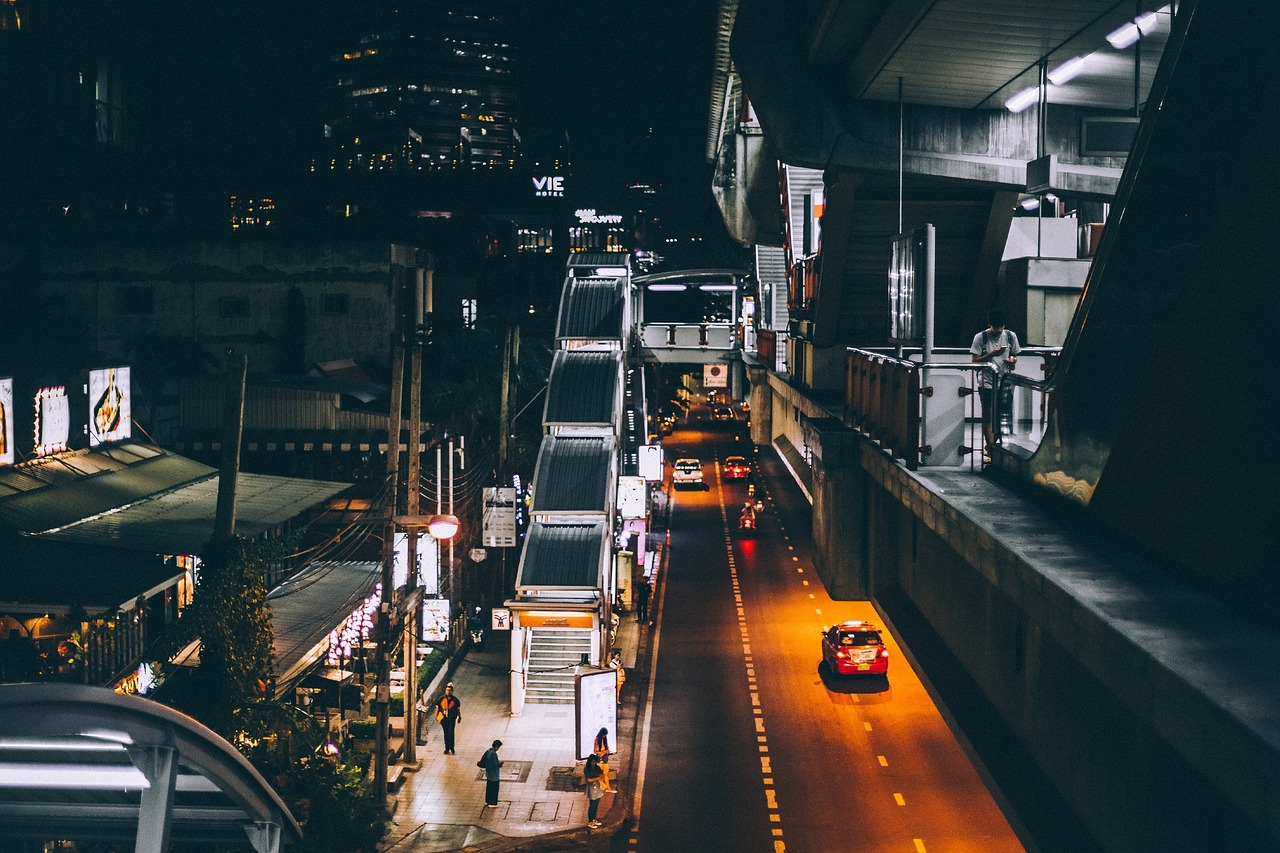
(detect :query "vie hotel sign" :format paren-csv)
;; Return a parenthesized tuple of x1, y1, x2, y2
(532, 175, 565, 198)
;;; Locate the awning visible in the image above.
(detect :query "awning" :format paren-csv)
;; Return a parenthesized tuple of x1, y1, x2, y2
(268, 560, 380, 692)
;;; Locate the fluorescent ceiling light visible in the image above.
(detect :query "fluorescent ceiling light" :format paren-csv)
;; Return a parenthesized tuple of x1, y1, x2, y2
(1107, 11, 1160, 49)
(0, 738, 126, 752)
(1019, 197, 1040, 211)
(698, 284, 739, 292)
(1004, 86, 1040, 113)
(594, 267, 628, 277)
(0, 762, 150, 790)
(1047, 56, 1088, 85)
(647, 284, 687, 292)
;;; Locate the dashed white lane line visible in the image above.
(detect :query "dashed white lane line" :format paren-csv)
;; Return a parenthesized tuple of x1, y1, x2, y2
(894, 793, 907, 806)
(914, 840, 927, 853)
(719, 478, 785, 852)
(878, 755, 889, 767)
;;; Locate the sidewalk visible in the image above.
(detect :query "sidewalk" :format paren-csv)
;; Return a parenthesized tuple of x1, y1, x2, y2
(378, 610, 648, 853)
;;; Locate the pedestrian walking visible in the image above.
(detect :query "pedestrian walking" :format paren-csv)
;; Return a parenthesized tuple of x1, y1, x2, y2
(593, 727, 617, 792)
(635, 578, 651, 623)
(583, 753, 605, 828)
(433, 682, 462, 754)
(479, 739, 503, 807)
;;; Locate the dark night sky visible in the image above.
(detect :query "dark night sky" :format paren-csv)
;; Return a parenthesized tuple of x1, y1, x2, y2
(141, 0, 721, 224)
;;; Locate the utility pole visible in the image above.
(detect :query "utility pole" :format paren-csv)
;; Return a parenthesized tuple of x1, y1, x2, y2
(403, 261, 430, 764)
(213, 351, 248, 542)
(376, 326, 406, 802)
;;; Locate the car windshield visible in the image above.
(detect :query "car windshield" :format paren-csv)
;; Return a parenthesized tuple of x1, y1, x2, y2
(726, 457, 745, 465)
(840, 632, 881, 646)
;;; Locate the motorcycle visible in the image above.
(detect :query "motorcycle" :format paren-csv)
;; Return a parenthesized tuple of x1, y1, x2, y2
(738, 504, 757, 534)
(467, 607, 485, 649)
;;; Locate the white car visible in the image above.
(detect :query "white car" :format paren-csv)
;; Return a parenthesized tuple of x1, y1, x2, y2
(672, 458, 704, 487)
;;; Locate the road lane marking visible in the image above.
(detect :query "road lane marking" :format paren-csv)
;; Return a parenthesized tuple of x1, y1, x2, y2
(766, 789, 778, 808)
(878, 755, 889, 767)
(864, 722, 873, 731)
(802, 580, 809, 586)
(914, 840, 926, 852)
(756, 718, 765, 732)
(894, 793, 906, 806)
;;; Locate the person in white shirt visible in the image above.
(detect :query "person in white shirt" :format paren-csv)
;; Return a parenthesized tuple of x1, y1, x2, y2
(970, 309, 1021, 453)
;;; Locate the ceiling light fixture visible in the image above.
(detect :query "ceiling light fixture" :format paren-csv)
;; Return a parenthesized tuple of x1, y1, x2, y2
(1019, 197, 1040, 211)
(1107, 11, 1160, 49)
(1004, 86, 1040, 113)
(1047, 55, 1088, 85)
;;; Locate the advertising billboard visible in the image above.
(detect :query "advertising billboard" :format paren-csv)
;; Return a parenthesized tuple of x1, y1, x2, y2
(0, 377, 12, 466)
(34, 386, 70, 457)
(483, 487, 518, 547)
(88, 366, 131, 446)
(422, 598, 452, 643)
(575, 667, 619, 761)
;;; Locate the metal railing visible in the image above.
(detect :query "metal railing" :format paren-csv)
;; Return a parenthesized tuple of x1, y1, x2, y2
(844, 347, 1059, 470)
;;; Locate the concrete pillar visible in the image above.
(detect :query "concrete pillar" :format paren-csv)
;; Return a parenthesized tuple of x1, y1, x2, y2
(806, 418, 869, 599)
(746, 364, 772, 448)
(510, 623, 527, 716)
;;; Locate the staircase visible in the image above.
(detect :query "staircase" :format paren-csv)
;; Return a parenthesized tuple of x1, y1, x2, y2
(525, 629, 595, 704)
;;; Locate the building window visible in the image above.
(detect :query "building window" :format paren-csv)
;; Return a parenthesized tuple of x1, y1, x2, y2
(517, 226, 554, 253)
(322, 293, 350, 316)
(219, 297, 251, 318)
(116, 285, 154, 316)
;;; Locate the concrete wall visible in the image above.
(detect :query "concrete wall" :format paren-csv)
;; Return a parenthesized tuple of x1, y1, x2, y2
(803, 422, 1279, 852)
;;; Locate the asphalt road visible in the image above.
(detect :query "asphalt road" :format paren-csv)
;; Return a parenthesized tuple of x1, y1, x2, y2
(621, 410, 1027, 853)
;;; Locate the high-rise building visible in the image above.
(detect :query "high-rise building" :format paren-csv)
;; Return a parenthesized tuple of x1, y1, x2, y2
(316, 0, 520, 175)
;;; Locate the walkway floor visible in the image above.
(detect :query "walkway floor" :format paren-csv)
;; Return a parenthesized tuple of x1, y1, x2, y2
(378, 610, 645, 853)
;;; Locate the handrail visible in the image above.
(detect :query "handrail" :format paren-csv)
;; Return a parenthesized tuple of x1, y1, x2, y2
(845, 346, 1060, 469)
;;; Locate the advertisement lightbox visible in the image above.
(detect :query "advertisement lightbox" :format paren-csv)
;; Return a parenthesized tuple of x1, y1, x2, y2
(34, 386, 70, 457)
(88, 366, 132, 446)
(575, 667, 619, 761)
(0, 377, 13, 466)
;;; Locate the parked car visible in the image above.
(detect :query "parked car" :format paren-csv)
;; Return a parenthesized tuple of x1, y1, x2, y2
(672, 458, 704, 487)
(820, 620, 889, 676)
(723, 456, 750, 479)
(712, 406, 735, 422)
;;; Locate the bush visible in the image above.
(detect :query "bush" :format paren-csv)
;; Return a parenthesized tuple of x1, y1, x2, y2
(347, 719, 377, 740)
(389, 695, 404, 717)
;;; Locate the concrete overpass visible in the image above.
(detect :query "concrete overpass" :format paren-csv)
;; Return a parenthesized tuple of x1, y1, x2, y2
(711, 2, 1280, 850)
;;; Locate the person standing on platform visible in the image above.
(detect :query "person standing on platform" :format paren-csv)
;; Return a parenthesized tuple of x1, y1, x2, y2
(593, 727, 617, 792)
(480, 739, 503, 807)
(635, 577, 651, 624)
(583, 753, 606, 828)
(433, 682, 462, 754)
(970, 308, 1021, 454)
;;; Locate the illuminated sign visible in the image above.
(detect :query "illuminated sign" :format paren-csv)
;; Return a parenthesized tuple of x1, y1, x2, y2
(422, 598, 452, 643)
(34, 386, 70, 457)
(532, 176, 565, 198)
(394, 531, 440, 594)
(575, 668, 619, 760)
(483, 487, 518, 547)
(638, 445, 663, 482)
(575, 209, 623, 224)
(703, 364, 728, 389)
(88, 366, 131, 446)
(0, 377, 13, 466)
(617, 476, 646, 519)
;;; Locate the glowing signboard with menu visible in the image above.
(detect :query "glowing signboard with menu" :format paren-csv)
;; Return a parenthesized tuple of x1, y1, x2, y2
(88, 366, 131, 446)
(34, 386, 70, 457)
(0, 377, 13, 466)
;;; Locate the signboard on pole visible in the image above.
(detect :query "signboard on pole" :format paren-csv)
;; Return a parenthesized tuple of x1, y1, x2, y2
(483, 487, 518, 547)
(638, 444, 663, 482)
(703, 363, 727, 388)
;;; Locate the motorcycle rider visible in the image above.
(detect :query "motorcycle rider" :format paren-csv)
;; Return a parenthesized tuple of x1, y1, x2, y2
(467, 606, 485, 648)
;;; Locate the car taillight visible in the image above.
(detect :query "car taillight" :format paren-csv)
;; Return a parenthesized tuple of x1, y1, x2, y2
(879, 648, 889, 658)
(836, 650, 849, 660)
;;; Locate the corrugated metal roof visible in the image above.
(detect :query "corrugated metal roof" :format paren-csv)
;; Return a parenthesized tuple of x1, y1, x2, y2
(556, 277, 626, 341)
(0, 450, 216, 532)
(530, 436, 615, 514)
(517, 521, 607, 589)
(268, 560, 380, 688)
(18, 472, 350, 554)
(543, 351, 622, 426)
